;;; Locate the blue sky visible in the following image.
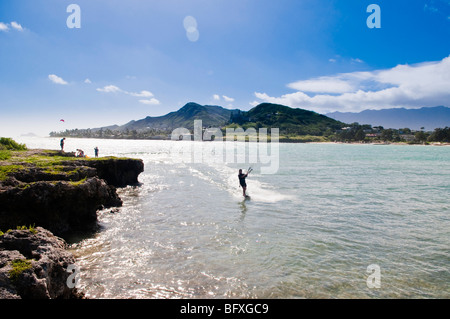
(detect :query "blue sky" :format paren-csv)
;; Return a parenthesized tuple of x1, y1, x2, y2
(1, 0, 449, 136)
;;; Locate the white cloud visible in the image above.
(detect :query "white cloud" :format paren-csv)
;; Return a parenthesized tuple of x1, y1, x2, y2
(97, 84, 160, 104)
(0, 22, 9, 32)
(252, 56, 450, 113)
(0, 21, 25, 32)
(213, 94, 235, 103)
(288, 76, 358, 94)
(139, 98, 160, 105)
(96, 85, 122, 93)
(222, 95, 235, 102)
(129, 90, 154, 98)
(48, 74, 68, 85)
(10, 21, 23, 31)
(84, 78, 92, 84)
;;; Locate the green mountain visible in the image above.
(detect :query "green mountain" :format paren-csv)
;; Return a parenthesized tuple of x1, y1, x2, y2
(230, 103, 345, 136)
(117, 102, 236, 131)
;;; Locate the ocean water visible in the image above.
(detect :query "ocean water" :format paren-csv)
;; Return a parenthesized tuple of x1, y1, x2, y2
(16, 137, 450, 298)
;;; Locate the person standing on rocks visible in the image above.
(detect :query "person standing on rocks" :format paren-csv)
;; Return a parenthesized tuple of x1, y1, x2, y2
(94, 147, 99, 158)
(60, 138, 66, 151)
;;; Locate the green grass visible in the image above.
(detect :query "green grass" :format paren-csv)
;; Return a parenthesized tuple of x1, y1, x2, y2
(0, 165, 25, 181)
(21, 155, 76, 166)
(15, 224, 38, 234)
(9, 259, 33, 282)
(68, 177, 87, 186)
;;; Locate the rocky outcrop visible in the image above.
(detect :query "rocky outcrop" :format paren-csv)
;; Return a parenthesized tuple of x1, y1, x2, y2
(0, 227, 84, 299)
(67, 157, 144, 187)
(0, 177, 122, 236)
(0, 150, 144, 237)
(0, 149, 144, 299)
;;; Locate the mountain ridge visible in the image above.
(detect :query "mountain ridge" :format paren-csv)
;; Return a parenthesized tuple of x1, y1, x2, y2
(111, 102, 238, 132)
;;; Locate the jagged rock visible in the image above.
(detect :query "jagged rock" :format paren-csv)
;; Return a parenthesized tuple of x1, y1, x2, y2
(70, 157, 144, 187)
(0, 178, 122, 236)
(0, 149, 144, 299)
(0, 150, 144, 237)
(0, 227, 84, 299)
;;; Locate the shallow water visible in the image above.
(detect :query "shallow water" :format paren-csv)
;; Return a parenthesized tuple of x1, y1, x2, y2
(17, 137, 450, 298)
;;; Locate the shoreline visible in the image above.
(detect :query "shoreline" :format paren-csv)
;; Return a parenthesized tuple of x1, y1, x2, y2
(15, 135, 450, 146)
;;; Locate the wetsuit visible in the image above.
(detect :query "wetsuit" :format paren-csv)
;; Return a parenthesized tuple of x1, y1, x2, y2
(238, 173, 247, 188)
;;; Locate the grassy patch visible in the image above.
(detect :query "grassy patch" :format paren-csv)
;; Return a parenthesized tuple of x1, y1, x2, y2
(16, 224, 38, 234)
(21, 155, 75, 167)
(68, 177, 87, 186)
(0, 165, 25, 181)
(9, 259, 33, 282)
(42, 165, 80, 175)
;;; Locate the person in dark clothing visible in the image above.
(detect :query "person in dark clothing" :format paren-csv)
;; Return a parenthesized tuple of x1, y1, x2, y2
(94, 147, 99, 158)
(60, 138, 65, 151)
(238, 169, 249, 197)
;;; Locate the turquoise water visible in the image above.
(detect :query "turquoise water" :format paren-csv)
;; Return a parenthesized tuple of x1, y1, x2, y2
(17, 137, 450, 298)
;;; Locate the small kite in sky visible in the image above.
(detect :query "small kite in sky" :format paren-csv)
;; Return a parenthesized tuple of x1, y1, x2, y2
(60, 119, 65, 122)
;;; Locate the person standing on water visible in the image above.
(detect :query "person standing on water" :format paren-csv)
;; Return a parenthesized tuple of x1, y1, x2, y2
(60, 138, 66, 151)
(238, 169, 249, 197)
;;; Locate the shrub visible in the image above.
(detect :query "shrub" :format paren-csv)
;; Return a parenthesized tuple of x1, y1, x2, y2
(0, 137, 27, 151)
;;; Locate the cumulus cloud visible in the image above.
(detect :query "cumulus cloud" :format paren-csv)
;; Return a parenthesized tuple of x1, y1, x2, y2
(0, 22, 9, 31)
(129, 90, 154, 98)
(213, 94, 235, 103)
(288, 76, 358, 94)
(139, 98, 160, 105)
(10, 21, 23, 31)
(222, 95, 235, 102)
(97, 85, 122, 93)
(48, 74, 68, 85)
(97, 84, 159, 105)
(252, 56, 450, 113)
(0, 21, 25, 32)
